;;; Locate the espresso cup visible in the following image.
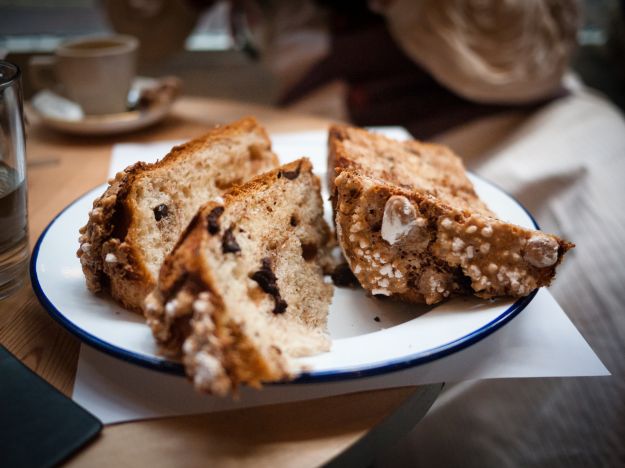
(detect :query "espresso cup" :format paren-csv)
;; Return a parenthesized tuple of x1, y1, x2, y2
(29, 35, 138, 115)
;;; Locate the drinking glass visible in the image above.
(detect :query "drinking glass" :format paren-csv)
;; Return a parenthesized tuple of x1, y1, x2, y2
(0, 61, 29, 299)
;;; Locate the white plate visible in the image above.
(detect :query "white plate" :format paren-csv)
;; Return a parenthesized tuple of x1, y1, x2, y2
(31, 172, 538, 382)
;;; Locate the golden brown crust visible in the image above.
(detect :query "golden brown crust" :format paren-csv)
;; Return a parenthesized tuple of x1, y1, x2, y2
(329, 124, 493, 216)
(77, 163, 152, 312)
(329, 125, 574, 304)
(140, 116, 273, 173)
(77, 117, 279, 313)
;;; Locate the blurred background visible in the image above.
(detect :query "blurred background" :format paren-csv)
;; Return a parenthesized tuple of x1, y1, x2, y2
(2, 2, 625, 467)
(1, 0, 623, 116)
(1, 0, 276, 104)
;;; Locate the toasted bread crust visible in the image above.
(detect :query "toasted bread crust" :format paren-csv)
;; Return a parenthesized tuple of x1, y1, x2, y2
(329, 125, 574, 304)
(328, 124, 492, 216)
(78, 117, 279, 312)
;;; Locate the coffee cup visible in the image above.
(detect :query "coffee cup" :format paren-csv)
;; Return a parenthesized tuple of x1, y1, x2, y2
(29, 35, 138, 115)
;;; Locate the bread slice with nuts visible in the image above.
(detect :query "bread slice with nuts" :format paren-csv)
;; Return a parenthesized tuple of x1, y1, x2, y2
(329, 125, 574, 304)
(145, 158, 334, 395)
(77, 117, 279, 312)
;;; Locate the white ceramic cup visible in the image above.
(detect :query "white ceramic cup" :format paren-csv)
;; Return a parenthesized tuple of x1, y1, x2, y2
(29, 35, 139, 115)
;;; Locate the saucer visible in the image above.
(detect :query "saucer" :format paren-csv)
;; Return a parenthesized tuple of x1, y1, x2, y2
(27, 77, 180, 136)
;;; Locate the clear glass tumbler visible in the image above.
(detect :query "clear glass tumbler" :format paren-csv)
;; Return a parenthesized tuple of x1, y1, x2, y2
(0, 61, 29, 299)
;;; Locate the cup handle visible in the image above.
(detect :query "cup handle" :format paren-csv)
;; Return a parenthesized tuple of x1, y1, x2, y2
(28, 56, 59, 91)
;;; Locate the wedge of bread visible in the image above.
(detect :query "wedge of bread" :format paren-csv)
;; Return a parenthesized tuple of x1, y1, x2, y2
(329, 125, 574, 304)
(78, 117, 279, 312)
(145, 159, 334, 395)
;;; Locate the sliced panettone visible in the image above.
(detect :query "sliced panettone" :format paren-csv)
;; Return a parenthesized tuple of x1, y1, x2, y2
(329, 125, 574, 304)
(77, 117, 279, 312)
(145, 159, 334, 395)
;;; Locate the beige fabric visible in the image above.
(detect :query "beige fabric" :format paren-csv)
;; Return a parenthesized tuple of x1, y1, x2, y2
(379, 0, 579, 104)
(376, 84, 625, 466)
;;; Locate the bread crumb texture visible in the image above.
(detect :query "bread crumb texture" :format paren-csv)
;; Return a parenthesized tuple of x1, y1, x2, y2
(145, 159, 334, 395)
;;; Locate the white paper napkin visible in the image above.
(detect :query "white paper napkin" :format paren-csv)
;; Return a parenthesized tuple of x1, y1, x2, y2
(73, 289, 608, 425)
(72, 128, 608, 425)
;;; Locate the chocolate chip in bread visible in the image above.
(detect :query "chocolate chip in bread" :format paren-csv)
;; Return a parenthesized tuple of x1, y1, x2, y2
(145, 159, 334, 395)
(77, 117, 279, 312)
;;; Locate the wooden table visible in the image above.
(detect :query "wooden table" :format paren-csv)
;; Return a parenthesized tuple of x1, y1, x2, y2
(0, 97, 441, 467)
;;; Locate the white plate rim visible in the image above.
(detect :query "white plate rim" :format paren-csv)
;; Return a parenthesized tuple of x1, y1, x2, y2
(30, 173, 539, 383)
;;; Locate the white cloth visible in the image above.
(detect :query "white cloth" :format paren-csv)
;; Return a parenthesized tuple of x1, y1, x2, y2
(377, 86, 625, 466)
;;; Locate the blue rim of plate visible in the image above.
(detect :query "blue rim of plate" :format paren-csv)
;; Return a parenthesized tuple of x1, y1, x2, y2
(30, 173, 540, 383)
